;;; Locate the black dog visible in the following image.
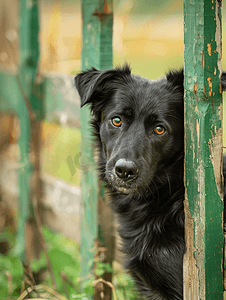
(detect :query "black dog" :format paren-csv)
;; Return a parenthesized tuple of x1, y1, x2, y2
(75, 65, 226, 300)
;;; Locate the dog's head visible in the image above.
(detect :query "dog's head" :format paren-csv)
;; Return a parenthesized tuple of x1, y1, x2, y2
(75, 65, 225, 195)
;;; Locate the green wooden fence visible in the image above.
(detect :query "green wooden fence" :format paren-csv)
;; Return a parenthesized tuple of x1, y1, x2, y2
(184, 0, 224, 298)
(0, 0, 225, 299)
(0, 0, 43, 262)
(79, 1, 114, 298)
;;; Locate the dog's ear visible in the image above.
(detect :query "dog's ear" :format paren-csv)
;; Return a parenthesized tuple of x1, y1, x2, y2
(75, 64, 131, 115)
(75, 67, 106, 107)
(221, 71, 226, 91)
(166, 69, 184, 93)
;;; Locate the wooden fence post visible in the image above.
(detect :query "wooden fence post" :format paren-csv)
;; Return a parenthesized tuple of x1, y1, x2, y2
(79, 0, 114, 299)
(183, 0, 224, 298)
(14, 0, 42, 261)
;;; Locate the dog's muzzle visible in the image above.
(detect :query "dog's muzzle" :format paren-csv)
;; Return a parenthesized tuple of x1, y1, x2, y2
(114, 159, 138, 181)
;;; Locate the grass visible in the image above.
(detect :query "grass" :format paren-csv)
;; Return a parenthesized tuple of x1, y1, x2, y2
(0, 227, 140, 300)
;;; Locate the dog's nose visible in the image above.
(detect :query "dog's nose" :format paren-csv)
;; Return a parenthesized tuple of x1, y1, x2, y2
(115, 159, 138, 181)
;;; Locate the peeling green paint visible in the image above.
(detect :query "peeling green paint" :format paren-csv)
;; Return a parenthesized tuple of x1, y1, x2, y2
(184, 0, 224, 299)
(80, 0, 113, 293)
(14, 0, 41, 261)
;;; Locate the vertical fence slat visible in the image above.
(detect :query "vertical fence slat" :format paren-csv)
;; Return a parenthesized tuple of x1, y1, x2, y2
(15, 0, 40, 261)
(183, 0, 224, 298)
(80, 0, 113, 297)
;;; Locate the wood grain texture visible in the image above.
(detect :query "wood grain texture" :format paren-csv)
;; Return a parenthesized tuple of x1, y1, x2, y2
(15, 0, 41, 261)
(80, 1, 113, 298)
(184, 0, 224, 298)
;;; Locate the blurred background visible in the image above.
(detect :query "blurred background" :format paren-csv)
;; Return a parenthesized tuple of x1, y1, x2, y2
(0, 0, 225, 299)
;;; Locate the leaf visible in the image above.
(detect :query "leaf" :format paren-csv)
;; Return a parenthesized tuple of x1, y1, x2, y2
(82, 279, 94, 297)
(48, 248, 79, 288)
(95, 268, 105, 277)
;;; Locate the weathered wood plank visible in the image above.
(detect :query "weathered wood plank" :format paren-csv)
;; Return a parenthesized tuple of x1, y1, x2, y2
(80, 0, 113, 298)
(0, 72, 80, 123)
(14, 0, 41, 261)
(184, 0, 224, 298)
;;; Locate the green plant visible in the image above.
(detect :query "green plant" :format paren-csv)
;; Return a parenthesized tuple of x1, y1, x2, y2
(95, 262, 113, 277)
(0, 226, 140, 300)
(113, 262, 143, 300)
(0, 254, 23, 299)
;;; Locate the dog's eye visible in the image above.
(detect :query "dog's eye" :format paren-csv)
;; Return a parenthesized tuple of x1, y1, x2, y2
(154, 126, 165, 135)
(112, 117, 122, 127)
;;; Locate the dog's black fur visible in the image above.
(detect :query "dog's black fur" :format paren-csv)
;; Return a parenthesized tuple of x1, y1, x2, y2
(75, 65, 226, 300)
